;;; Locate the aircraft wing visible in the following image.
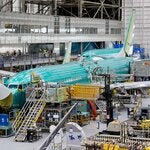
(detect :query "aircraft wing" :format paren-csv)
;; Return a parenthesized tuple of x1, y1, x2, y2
(110, 81, 150, 90)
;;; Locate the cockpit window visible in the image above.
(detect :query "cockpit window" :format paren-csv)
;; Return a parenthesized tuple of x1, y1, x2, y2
(18, 84, 23, 90)
(8, 84, 18, 89)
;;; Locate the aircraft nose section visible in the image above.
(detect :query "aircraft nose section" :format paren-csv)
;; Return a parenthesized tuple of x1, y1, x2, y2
(0, 83, 11, 100)
(0, 83, 13, 109)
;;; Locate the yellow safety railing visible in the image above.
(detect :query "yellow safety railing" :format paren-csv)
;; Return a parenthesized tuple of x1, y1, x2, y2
(70, 84, 103, 100)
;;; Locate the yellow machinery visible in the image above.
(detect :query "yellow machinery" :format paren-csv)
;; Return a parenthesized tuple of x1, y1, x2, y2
(102, 144, 119, 150)
(119, 148, 128, 150)
(69, 112, 90, 126)
(45, 83, 103, 102)
(85, 142, 128, 150)
(102, 144, 128, 150)
(138, 119, 150, 129)
(69, 84, 103, 100)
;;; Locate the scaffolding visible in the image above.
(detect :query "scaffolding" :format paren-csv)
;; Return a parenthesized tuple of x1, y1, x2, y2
(0, 0, 121, 20)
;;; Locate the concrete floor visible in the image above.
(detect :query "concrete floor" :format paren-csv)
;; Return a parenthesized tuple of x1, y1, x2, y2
(0, 97, 150, 150)
(0, 121, 105, 150)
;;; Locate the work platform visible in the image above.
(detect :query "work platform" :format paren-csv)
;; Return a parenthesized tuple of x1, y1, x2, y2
(2, 54, 78, 71)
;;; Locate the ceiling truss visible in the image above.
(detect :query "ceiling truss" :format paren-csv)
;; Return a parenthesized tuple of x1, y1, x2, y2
(0, 0, 121, 20)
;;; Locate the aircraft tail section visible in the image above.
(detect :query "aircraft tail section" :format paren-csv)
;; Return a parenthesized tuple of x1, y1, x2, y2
(118, 9, 136, 57)
(63, 41, 72, 64)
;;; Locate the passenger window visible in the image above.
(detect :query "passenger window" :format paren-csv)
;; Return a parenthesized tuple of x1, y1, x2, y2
(8, 84, 18, 89)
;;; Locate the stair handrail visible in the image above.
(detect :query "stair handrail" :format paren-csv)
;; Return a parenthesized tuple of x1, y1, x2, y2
(14, 100, 40, 141)
(14, 96, 46, 141)
(13, 89, 38, 131)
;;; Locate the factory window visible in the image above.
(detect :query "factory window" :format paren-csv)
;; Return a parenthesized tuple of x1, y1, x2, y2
(111, 28, 121, 34)
(75, 27, 82, 34)
(90, 28, 97, 34)
(54, 16, 60, 34)
(105, 20, 109, 34)
(5, 24, 14, 33)
(21, 25, 31, 33)
(34, 25, 41, 33)
(83, 27, 89, 34)
(65, 17, 70, 34)
(8, 84, 18, 89)
(75, 27, 97, 34)
(30, 25, 35, 33)
(30, 25, 48, 34)
(4, 24, 48, 34)
(41, 26, 48, 34)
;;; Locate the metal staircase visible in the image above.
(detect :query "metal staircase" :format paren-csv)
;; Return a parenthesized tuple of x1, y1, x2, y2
(12, 90, 36, 131)
(95, 100, 106, 111)
(14, 90, 46, 142)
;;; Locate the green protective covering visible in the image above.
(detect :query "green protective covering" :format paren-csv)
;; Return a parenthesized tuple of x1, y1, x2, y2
(7, 57, 133, 86)
(8, 62, 89, 85)
(84, 57, 133, 75)
(7, 57, 133, 87)
(11, 88, 26, 108)
(82, 48, 121, 58)
(7, 54, 133, 109)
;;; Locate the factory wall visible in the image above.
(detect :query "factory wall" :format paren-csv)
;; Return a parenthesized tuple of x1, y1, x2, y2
(0, 12, 122, 54)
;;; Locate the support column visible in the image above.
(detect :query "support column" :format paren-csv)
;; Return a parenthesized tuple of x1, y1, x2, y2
(21, 0, 25, 13)
(53, 0, 57, 16)
(63, 41, 71, 63)
(80, 42, 83, 54)
(100, 0, 104, 19)
(13, 0, 25, 12)
(118, 0, 121, 20)
(78, 0, 83, 17)
(53, 43, 60, 56)
(105, 41, 113, 48)
(65, 41, 72, 54)
(13, 0, 20, 12)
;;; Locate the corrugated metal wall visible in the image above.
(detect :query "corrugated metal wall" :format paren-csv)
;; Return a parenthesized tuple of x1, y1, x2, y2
(122, 0, 150, 57)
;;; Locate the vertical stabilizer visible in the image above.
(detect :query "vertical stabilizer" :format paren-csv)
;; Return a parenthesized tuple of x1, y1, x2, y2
(118, 9, 136, 57)
(63, 41, 72, 64)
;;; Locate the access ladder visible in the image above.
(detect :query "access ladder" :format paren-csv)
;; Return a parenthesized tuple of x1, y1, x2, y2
(12, 90, 37, 131)
(14, 99, 46, 142)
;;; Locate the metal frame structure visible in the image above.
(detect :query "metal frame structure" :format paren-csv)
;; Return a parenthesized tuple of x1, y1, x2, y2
(0, 0, 122, 20)
(0, 1, 122, 57)
(92, 67, 113, 125)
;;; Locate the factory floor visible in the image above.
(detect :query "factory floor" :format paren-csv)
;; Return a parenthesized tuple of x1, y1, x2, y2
(1, 97, 150, 150)
(0, 122, 108, 150)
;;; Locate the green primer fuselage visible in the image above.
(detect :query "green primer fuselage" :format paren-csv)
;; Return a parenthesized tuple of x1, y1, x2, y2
(6, 55, 133, 109)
